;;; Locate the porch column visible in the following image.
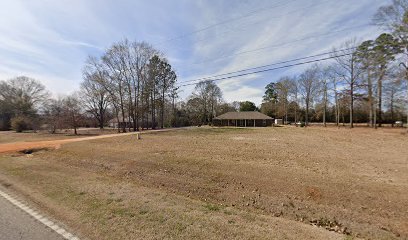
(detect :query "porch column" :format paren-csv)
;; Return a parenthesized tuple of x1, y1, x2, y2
(245, 119, 247, 127)
(253, 119, 256, 127)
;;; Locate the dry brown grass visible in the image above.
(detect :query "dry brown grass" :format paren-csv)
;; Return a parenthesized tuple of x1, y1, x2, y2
(0, 126, 407, 239)
(0, 128, 118, 144)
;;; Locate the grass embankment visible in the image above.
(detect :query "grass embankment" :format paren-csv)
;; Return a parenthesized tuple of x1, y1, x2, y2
(0, 127, 407, 239)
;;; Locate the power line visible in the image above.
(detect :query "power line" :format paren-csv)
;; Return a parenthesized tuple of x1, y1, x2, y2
(176, 53, 351, 88)
(177, 47, 356, 85)
(182, 24, 368, 67)
(154, 0, 298, 46)
(159, 0, 334, 49)
(172, 25, 369, 77)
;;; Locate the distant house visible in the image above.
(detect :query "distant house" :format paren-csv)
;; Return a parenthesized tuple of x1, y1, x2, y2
(212, 111, 273, 127)
(108, 116, 133, 129)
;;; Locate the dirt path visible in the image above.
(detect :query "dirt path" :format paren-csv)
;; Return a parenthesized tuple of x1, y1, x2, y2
(0, 128, 182, 154)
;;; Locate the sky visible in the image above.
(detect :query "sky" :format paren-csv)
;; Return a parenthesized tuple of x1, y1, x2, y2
(0, 0, 387, 105)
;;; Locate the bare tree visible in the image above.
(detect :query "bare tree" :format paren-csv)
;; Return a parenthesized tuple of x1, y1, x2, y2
(322, 76, 329, 127)
(290, 77, 299, 124)
(331, 40, 362, 128)
(131, 42, 158, 130)
(81, 73, 110, 129)
(373, 0, 408, 32)
(320, 66, 343, 127)
(298, 65, 321, 126)
(83, 56, 122, 132)
(63, 94, 83, 135)
(102, 44, 130, 132)
(44, 97, 65, 133)
(275, 77, 294, 124)
(0, 76, 49, 130)
(83, 40, 177, 132)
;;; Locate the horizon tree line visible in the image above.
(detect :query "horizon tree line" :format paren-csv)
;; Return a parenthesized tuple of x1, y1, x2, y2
(1, 1, 408, 131)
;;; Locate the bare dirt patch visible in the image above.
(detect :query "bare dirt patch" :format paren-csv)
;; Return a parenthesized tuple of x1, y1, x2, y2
(0, 126, 407, 239)
(0, 128, 120, 144)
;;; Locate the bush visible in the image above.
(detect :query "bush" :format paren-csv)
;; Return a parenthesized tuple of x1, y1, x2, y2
(11, 116, 31, 132)
(300, 122, 306, 127)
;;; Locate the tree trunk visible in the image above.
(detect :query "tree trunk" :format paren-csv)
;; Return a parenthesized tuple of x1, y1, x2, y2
(161, 90, 165, 129)
(350, 58, 354, 128)
(114, 107, 120, 133)
(391, 88, 394, 128)
(378, 68, 385, 127)
(73, 115, 77, 135)
(305, 98, 309, 127)
(350, 80, 354, 128)
(323, 80, 327, 127)
(136, 77, 140, 131)
(99, 106, 104, 129)
(151, 93, 155, 129)
(367, 71, 374, 127)
(337, 102, 340, 127)
(120, 109, 126, 133)
(404, 50, 408, 132)
(203, 101, 207, 124)
(128, 115, 131, 132)
(374, 96, 377, 130)
(150, 77, 156, 130)
(172, 94, 176, 127)
(118, 87, 126, 133)
(294, 92, 298, 125)
(334, 86, 339, 127)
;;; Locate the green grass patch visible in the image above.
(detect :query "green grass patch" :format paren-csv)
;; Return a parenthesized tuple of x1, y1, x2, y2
(204, 203, 220, 212)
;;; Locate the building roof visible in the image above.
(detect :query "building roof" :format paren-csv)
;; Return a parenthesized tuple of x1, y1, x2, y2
(214, 111, 273, 120)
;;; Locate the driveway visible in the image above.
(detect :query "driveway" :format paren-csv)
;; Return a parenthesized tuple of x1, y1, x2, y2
(0, 128, 183, 154)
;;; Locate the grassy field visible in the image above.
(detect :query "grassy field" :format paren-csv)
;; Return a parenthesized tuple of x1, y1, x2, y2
(0, 126, 407, 239)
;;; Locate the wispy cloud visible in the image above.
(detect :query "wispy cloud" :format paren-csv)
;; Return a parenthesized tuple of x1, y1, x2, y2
(0, 0, 386, 104)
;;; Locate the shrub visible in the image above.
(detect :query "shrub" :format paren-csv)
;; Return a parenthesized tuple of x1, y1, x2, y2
(11, 116, 31, 132)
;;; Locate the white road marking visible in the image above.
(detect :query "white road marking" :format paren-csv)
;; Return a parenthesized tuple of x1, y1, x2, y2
(0, 189, 80, 240)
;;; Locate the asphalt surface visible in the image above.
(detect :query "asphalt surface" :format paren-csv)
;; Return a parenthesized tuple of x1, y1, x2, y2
(0, 194, 64, 240)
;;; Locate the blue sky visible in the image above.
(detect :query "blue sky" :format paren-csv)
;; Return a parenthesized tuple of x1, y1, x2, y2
(0, 0, 386, 105)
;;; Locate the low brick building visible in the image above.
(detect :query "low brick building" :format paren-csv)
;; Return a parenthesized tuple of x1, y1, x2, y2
(212, 112, 273, 127)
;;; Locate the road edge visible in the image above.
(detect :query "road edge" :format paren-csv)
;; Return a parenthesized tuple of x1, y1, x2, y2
(0, 188, 80, 240)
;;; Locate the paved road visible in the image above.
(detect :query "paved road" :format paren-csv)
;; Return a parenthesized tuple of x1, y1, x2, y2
(0, 194, 64, 240)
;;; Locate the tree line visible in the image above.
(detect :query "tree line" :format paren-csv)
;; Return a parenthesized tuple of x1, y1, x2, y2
(0, 39, 179, 133)
(0, 77, 87, 133)
(259, 1, 408, 128)
(0, 1, 407, 132)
